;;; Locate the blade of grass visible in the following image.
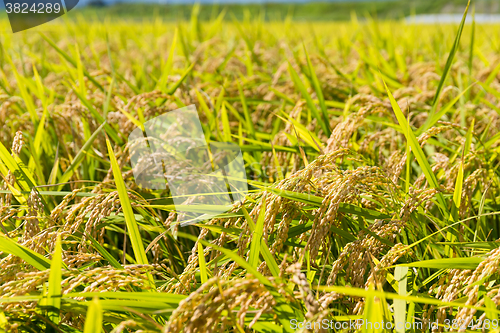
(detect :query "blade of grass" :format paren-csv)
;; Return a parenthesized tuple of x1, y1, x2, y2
(167, 62, 195, 95)
(5, 54, 38, 123)
(71, 87, 122, 144)
(58, 121, 107, 187)
(446, 120, 474, 255)
(45, 234, 62, 324)
(103, 77, 115, 117)
(0, 138, 38, 192)
(418, 84, 474, 134)
(85, 232, 123, 269)
(242, 206, 280, 277)
(259, 239, 280, 278)
(179, 231, 270, 286)
(195, 89, 214, 130)
(453, 120, 475, 217)
(75, 44, 86, 98)
(317, 285, 500, 315)
(423, 0, 470, 129)
(395, 257, 483, 270)
(304, 45, 331, 137)
(393, 266, 408, 333)
(27, 94, 49, 181)
(288, 62, 329, 136)
(473, 60, 500, 104)
(220, 103, 231, 142)
(467, 4, 475, 102)
(281, 112, 324, 152)
(0, 173, 26, 205)
(0, 311, 6, 331)
(178, 231, 299, 332)
(83, 297, 102, 333)
(384, 81, 448, 219)
(106, 137, 154, 288)
(258, 185, 390, 220)
(158, 28, 178, 93)
(484, 296, 499, 321)
(249, 196, 266, 268)
(197, 242, 208, 284)
(117, 107, 143, 130)
(237, 80, 256, 140)
(40, 33, 104, 92)
(0, 234, 51, 270)
(270, 141, 284, 181)
(66, 291, 186, 303)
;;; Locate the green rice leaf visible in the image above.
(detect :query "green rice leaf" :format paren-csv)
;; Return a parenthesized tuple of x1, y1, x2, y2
(396, 257, 483, 270)
(178, 231, 271, 287)
(437, 241, 500, 250)
(178, 232, 297, 332)
(0, 234, 51, 270)
(58, 121, 107, 186)
(259, 186, 390, 220)
(71, 88, 122, 144)
(167, 62, 195, 95)
(198, 242, 208, 284)
(384, 81, 448, 218)
(393, 267, 408, 333)
(85, 233, 123, 269)
(418, 84, 473, 134)
(5, 54, 38, 123)
(249, 196, 266, 269)
(426, 0, 470, 123)
(260, 239, 280, 278)
(304, 45, 331, 137)
(288, 62, 329, 136)
(318, 284, 500, 315)
(106, 137, 153, 288)
(484, 295, 499, 321)
(238, 80, 256, 139)
(0, 311, 7, 331)
(44, 234, 62, 324)
(158, 28, 178, 93)
(0, 140, 37, 192)
(83, 297, 102, 333)
(66, 291, 186, 303)
(40, 33, 104, 92)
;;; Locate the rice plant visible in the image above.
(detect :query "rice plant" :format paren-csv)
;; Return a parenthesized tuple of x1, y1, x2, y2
(1, 1, 500, 332)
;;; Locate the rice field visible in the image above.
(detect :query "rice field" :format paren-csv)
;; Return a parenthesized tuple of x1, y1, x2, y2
(2, 2, 500, 332)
